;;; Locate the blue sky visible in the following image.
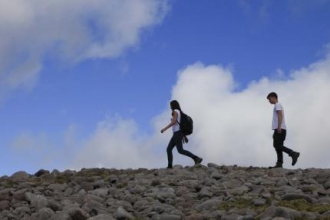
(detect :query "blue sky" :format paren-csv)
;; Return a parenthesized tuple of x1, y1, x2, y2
(1, 0, 330, 176)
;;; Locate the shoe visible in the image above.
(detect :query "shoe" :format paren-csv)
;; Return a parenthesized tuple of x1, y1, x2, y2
(268, 163, 282, 169)
(194, 157, 203, 165)
(291, 152, 300, 166)
(167, 165, 173, 169)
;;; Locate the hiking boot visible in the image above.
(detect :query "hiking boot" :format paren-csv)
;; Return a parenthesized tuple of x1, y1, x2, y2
(268, 163, 283, 169)
(167, 164, 173, 169)
(291, 152, 300, 166)
(194, 157, 203, 165)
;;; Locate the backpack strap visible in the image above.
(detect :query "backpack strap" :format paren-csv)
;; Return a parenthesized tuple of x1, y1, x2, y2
(176, 111, 187, 138)
(174, 109, 182, 125)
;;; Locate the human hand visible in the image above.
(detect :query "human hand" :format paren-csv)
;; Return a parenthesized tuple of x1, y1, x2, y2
(277, 128, 282, 134)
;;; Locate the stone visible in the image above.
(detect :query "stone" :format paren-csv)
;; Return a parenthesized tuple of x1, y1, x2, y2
(34, 169, 50, 177)
(32, 195, 49, 210)
(253, 198, 266, 206)
(35, 207, 55, 220)
(11, 171, 30, 182)
(1, 166, 330, 219)
(67, 207, 89, 220)
(210, 171, 223, 180)
(195, 199, 221, 211)
(115, 206, 134, 219)
(199, 187, 213, 198)
(0, 200, 11, 211)
(281, 194, 313, 204)
(48, 183, 68, 192)
(88, 214, 116, 220)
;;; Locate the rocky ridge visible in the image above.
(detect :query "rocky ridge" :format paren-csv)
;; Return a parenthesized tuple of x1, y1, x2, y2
(1, 164, 330, 220)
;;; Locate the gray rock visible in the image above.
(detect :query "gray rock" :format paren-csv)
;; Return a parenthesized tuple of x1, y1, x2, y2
(300, 211, 319, 219)
(144, 186, 176, 199)
(323, 180, 330, 189)
(115, 206, 134, 219)
(34, 169, 50, 177)
(34, 207, 55, 220)
(258, 206, 302, 219)
(322, 210, 330, 217)
(0, 200, 11, 211)
(229, 185, 250, 195)
(222, 214, 243, 220)
(152, 213, 182, 220)
(48, 199, 62, 212)
(49, 212, 71, 220)
(199, 187, 213, 198)
(67, 207, 90, 220)
(25, 193, 49, 210)
(281, 193, 313, 204)
(253, 198, 266, 206)
(48, 183, 68, 192)
(2, 166, 330, 219)
(210, 171, 223, 180)
(82, 199, 106, 215)
(88, 214, 116, 220)
(51, 169, 61, 174)
(12, 206, 31, 217)
(89, 188, 109, 199)
(195, 198, 221, 211)
(207, 163, 221, 168)
(11, 171, 30, 182)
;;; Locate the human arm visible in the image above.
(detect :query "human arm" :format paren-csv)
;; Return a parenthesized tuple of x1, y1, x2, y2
(276, 110, 283, 133)
(161, 110, 178, 133)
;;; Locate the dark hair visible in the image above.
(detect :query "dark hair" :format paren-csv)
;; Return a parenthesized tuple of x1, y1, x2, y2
(267, 92, 278, 99)
(170, 100, 182, 111)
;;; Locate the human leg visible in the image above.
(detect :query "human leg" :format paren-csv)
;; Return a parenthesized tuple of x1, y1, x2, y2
(273, 130, 299, 166)
(173, 132, 202, 164)
(280, 130, 300, 166)
(166, 135, 176, 168)
(273, 130, 287, 166)
(291, 151, 300, 166)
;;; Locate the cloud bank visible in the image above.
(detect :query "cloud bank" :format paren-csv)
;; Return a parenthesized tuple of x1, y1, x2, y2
(7, 49, 330, 172)
(66, 49, 330, 171)
(5, 48, 330, 174)
(0, 0, 169, 99)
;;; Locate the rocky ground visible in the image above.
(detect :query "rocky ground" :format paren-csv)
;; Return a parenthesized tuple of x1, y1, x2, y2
(1, 164, 330, 220)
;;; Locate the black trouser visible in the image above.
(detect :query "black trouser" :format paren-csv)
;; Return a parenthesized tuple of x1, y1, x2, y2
(167, 131, 197, 166)
(273, 129, 294, 165)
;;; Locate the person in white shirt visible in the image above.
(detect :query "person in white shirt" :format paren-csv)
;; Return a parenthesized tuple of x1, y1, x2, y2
(267, 92, 300, 168)
(161, 100, 202, 169)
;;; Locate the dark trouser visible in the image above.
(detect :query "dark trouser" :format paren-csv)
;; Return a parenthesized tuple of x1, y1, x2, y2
(167, 131, 197, 166)
(273, 129, 294, 165)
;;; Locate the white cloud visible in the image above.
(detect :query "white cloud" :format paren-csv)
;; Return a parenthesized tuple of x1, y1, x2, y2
(238, 0, 273, 24)
(5, 49, 330, 175)
(288, 0, 330, 16)
(239, 0, 330, 24)
(68, 49, 330, 170)
(71, 115, 165, 170)
(8, 132, 60, 172)
(0, 0, 169, 100)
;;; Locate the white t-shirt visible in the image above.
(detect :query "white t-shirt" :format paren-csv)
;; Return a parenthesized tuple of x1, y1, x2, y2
(172, 109, 181, 132)
(272, 103, 286, 130)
